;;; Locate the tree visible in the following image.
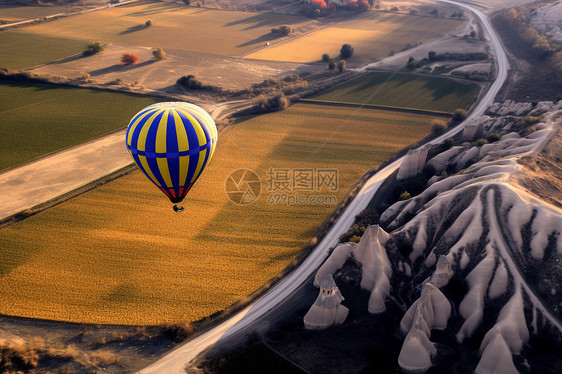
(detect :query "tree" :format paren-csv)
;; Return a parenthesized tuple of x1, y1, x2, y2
(443, 137, 455, 149)
(469, 30, 476, 38)
(367, 0, 375, 7)
(83, 41, 104, 56)
(337, 60, 346, 72)
(431, 120, 447, 135)
(121, 53, 138, 65)
(452, 108, 467, 122)
(486, 133, 500, 142)
(358, 0, 369, 12)
(145, 20, 152, 27)
(428, 51, 436, 61)
(153, 48, 166, 60)
(271, 25, 292, 35)
(340, 44, 354, 59)
(182, 0, 190, 5)
(322, 53, 330, 62)
(328, 60, 336, 70)
(400, 191, 411, 200)
(431, 9, 438, 16)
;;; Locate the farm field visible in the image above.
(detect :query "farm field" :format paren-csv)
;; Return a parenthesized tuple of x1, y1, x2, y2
(0, 82, 156, 170)
(0, 5, 74, 22)
(0, 31, 85, 69)
(0, 103, 442, 325)
(310, 72, 480, 112)
(16, 1, 318, 57)
(245, 11, 463, 64)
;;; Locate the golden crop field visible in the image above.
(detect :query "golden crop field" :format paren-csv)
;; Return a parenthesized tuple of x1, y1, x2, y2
(16, 1, 317, 57)
(245, 11, 462, 64)
(0, 103, 441, 325)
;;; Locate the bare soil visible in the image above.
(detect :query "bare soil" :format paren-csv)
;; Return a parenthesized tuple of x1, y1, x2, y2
(516, 124, 562, 209)
(28, 43, 315, 92)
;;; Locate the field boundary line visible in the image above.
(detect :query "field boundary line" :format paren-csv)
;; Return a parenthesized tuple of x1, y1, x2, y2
(297, 98, 453, 117)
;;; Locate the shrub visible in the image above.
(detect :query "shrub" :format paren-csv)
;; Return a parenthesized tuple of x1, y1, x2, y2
(470, 30, 476, 38)
(121, 53, 138, 65)
(399, 191, 411, 200)
(390, 5, 399, 11)
(452, 108, 467, 122)
(486, 132, 500, 142)
(431, 120, 447, 135)
(443, 137, 455, 148)
(183, 0, 190, 4)
(153, 48, 166, 60)
(162, 323, 194, 343)
(145, 20, 152, 27)
(83, 41, 103, 56)
(522, 116, 540, 125)
(349, 235, 362, 243)
(270, 94, 289, 110)
(271, 25, 292, 35)
(322, 53, 330, 62)
(358, 0, 370, 12)
(476, 138, 487, 147)
(257, 94, 289, 113)
(80, 73, 91, 83)
(340, 44, 354, 59)
(328, 60, 336, 70)
(340, 224, 366, 242)
(177, 74, 222, 92)
(409, 9, 417, 15)
(337, 60, 346, 72)
(428, 51, 436, 61)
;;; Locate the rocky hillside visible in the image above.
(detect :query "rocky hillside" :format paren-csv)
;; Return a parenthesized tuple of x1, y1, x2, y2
(311, 100, 562, 373)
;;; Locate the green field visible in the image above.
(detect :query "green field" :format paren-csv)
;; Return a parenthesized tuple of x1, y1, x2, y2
(17, 1, 317, 57)
(0, 103, 442, 325)
(0, 82, 156, 170)
(311, 72, 480, 112)
(246, 11, 462, 64)
(0, 31, 85, 69)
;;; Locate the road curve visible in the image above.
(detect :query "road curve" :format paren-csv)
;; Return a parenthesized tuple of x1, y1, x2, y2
(139, 1, 509, 373)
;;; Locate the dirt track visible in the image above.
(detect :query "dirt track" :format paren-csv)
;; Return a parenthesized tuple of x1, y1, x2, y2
(0, 129, 131, 220)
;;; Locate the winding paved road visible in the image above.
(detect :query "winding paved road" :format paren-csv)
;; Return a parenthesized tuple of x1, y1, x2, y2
(139, 1, 509, 372)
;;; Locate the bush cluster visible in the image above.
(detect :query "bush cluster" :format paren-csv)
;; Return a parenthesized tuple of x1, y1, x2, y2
(271, 25, 292, 35)
(83, 41, 104, 56)
(176, 74, 223, 92)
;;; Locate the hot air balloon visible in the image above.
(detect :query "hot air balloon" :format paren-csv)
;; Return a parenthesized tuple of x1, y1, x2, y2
(125, 102, 217, 211)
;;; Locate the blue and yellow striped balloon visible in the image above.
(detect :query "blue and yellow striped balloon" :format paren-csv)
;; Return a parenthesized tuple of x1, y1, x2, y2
(125, 102, 217, 204)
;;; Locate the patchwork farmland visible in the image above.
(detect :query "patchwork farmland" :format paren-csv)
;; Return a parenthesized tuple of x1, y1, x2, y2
(0, 102, 444, 325)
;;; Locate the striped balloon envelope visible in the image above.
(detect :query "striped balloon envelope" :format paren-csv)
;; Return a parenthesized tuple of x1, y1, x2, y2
(125, 102, 217, 205)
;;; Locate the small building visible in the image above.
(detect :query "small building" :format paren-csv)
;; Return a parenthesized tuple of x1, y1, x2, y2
(304, 274, 349, 329)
